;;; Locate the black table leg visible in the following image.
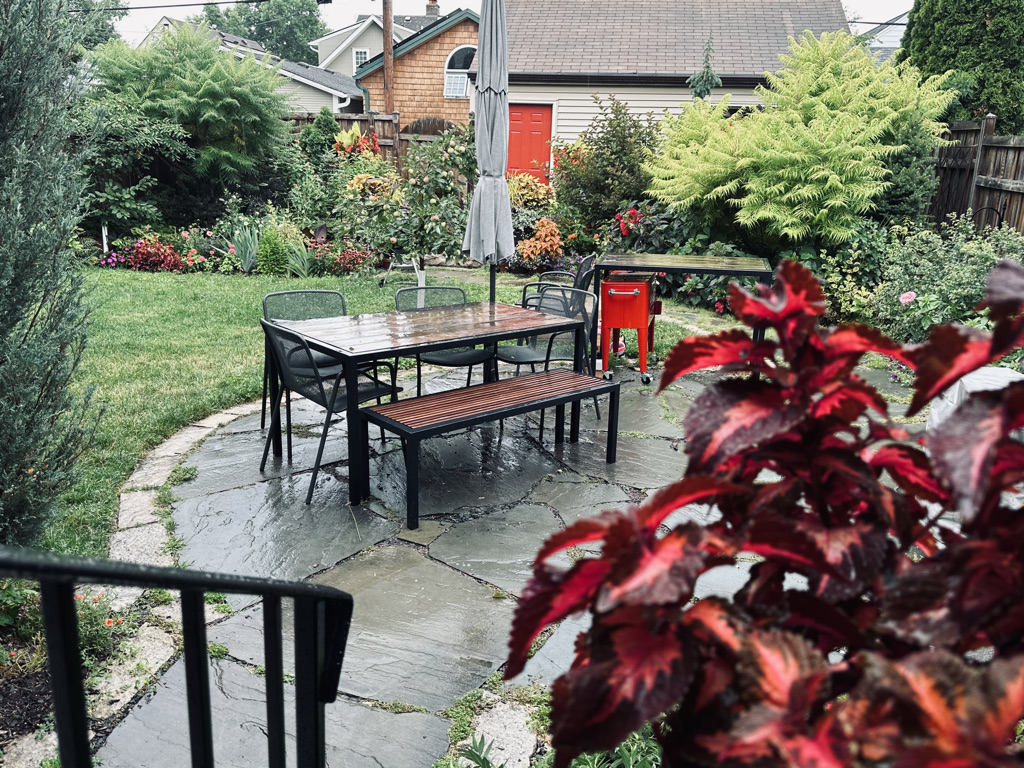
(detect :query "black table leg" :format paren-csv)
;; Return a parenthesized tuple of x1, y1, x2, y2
(346, 362, 363, 505)
(267, 336, 283, 457)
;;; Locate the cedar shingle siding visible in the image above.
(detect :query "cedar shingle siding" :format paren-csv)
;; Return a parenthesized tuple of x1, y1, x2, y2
(359, 19, 478, 127)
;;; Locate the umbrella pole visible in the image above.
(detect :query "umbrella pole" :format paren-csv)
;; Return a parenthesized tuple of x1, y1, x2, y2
(490, 263, 497, 303)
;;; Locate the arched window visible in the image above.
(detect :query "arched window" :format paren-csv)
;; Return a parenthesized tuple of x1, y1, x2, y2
(444, 45, 476, 99)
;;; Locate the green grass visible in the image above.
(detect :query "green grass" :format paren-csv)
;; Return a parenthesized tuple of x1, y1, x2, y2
(40, 268, 537, 557)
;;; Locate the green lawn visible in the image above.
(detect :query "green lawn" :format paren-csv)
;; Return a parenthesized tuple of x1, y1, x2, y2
(45, 267, 721, 558)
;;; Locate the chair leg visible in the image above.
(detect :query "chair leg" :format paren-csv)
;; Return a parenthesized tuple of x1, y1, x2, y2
(606, 390, 620, 464)
(260, 387, 285, 472)
(416, 356, 423, 398)
(305, 408, 333, 505)
(466, 365, 473, 388)
(261, 355, 269, 430)
(285, 390, 293, 464)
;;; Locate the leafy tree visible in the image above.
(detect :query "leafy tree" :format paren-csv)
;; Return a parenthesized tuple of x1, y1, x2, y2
(647, 31, 954, 248)
(298, 106, 342, 177)
(687, 36, 721, 100)
(199, 0, 328, 64)
(508, 259, 1024, 767)
(89, 24, 290, 222)
(1, 0, 96, 545)
(550, 97, 660, 227)
(72, 0, 127, 50)
(901, 0, 1024, 135)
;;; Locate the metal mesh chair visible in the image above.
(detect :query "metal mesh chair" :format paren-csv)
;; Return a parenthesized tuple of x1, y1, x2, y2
(519, 255, 596, 308)
(261, 290, 396, 432)
(260, 319, 395, 504)
(394, 286, 496, 397)
(497, 285, 600, 425)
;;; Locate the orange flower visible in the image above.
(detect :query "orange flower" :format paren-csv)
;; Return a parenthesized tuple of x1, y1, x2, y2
(104, 619, 114, 627)
(26, 468, 34, 474)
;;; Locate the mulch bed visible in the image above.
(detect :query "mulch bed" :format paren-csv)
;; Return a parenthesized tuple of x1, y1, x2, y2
(0, 667, 54, 752)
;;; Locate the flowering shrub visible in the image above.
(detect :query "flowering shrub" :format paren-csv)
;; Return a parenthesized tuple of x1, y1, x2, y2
(614, 207, 643, 236)
(329, 247, 372, 275)
(507, 172, 555, 210)
(334, 124, 381, 158)
(126, 236, 184, 272)
(507, 259, 1024, 767)
(516, 217, 563, 271)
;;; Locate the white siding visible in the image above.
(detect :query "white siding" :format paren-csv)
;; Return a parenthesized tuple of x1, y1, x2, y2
(503, 83, 761, 142)
(279, 80, 334, 113)
(321, 25, 386, 76)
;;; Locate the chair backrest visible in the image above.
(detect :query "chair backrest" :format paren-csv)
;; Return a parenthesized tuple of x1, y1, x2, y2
(535, 285, 598, 364)
(575, 255, 596, 283)
(263, 290, 347, 322)
(395, 286, 467, 312)
(574, 267, 596, 293)
(536, 270, 575, 285)
(260, 319, 330, 407)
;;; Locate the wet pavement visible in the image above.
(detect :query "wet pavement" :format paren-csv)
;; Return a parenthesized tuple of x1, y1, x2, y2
(88, 362, 922, 767)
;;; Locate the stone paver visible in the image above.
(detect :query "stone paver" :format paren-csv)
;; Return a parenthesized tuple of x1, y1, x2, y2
(90, 624, 177, 720)
(118, 490, 161, 529)
(528, 477, 630, 523)
(614, 390, 685, 438)
(429, 504, 569, 595)
(463, 693, 535, 768)
(124, 454, 179, 489)
(108, 523, 173, 568)
(552, 433, 686, 489)
(148, 425, 210, 459)
(507, 614, 590, 688)
(96, 658, 450, 768)
(397, 519, 450, 545)
(3, 731, 59, 768)
(172, 475, 398, 609)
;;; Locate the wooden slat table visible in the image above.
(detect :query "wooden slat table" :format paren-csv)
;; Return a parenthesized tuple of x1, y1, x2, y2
(593, 253, 774, 374)
(276, 303, 586, 505)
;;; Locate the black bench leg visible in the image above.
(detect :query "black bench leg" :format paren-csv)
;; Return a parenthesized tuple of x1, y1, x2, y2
(358, 416, 371, 498)
(555, 404, 565, 444)
(606, 389, 620, 464)
(570, 400, 581, 442)
(406, 438, 420, 530)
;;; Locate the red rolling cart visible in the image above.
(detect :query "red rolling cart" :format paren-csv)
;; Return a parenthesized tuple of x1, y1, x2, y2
(600, 273, 661, 384)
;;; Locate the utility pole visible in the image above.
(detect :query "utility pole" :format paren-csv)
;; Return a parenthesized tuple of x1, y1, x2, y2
(383, 0, 394, 114)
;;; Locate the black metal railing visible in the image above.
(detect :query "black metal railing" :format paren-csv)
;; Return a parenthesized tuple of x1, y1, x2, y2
(0, 545, 354, 768)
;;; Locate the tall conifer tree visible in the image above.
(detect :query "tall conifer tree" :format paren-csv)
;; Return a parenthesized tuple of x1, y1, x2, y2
(1, 0, 95, 545)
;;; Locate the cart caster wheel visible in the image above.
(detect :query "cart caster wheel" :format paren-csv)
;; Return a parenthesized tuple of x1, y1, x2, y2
(378, 277, 387, 288)
(603, 370, 614, 381)
(641, 373, 652, 385)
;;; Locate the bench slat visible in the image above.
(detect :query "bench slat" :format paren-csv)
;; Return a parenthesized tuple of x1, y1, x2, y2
(365, 370, 611, 431)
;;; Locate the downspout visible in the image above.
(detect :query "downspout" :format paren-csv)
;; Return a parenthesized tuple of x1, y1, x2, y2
(359, 82, 372, 113)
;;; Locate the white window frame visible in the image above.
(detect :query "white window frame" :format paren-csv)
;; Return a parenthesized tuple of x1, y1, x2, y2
(353, 48, 369, 70)
(443, 45, 476, 99)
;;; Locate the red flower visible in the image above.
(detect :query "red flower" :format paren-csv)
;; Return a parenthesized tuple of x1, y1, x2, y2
(714, 301, 724, 314)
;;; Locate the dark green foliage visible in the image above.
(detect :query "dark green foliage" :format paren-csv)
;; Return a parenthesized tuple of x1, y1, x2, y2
(687, 36, 721, 100)
(902, 0, 1024, 135)
(71, 0, 127, 50)
(257, 228, 290, 276)
(551, 98, 660, 226)
(1, 0, 96, 545)
(199, 0, 328, 64)
(870, 121, 939, 226)
(88, 24, 290, 225)
(299, 107, 341, 177)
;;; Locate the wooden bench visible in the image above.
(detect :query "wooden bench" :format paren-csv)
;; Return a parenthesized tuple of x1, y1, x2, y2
(359, 369, 620, 529)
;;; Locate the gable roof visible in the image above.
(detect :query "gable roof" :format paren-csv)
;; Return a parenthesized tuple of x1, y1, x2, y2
(315, 15, 415, 70)
(356, 8, 479, 78)
(506, 0, 849, 84)
(861, 11, 909, 61)
(359, 13, 437, 32)
(142, 16, 266, 53)
(275, 59, 363, 98)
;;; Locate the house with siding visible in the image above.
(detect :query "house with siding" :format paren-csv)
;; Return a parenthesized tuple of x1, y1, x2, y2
(312, 4, 440, 77)
(355, 8, 479, 129)
(492, 0, 849, 180)
(141, 17, 363, 115)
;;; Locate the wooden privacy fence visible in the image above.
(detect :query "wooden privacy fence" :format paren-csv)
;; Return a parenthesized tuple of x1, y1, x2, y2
(930, 115, 1024, 233)
(287, 112, 452, 171)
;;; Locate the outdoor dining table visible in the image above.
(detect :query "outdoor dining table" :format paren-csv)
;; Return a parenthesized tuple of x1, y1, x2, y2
(272, 302, 587, 505)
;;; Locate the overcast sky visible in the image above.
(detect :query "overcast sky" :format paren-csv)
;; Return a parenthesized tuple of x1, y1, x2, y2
(115, 0, 915, 51)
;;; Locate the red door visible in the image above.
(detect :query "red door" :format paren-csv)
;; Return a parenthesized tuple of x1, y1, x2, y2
(508, 104, 552, 184)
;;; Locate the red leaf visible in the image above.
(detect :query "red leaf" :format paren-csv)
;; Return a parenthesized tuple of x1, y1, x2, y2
(506, 558, 610, 678)
(827, 323, 914, 366)
(535, 511, 620, 562)
(908, 325, 994, 416)
(737, 629, 827, 709)
(729, 260, 826, 327)
(596, 523, 708, 611)
(548, 620, 695, 762)
(980, 259, 1024, 322)
(685, 378, 805, 470)
(683, 597, 744, 652)
(635, 475, 743, 533)
(812, 378, 888, 422)
(868, 444, 950, 504)
(658, 329, 765, 391)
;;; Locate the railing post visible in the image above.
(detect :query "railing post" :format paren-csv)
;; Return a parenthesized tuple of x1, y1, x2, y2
(40, 581, 92, 768)
(263, 595, 287, 768)
(968, 113, 997, 212)
(294, 597, 327, 768)
(181, 589, 215, 768)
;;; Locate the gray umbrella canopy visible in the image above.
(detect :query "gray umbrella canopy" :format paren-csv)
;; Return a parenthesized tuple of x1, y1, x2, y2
(462, 0, 514, 298)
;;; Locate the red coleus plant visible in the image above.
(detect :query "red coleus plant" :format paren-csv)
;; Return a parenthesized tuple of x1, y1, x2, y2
(507, 260, 1024, 767)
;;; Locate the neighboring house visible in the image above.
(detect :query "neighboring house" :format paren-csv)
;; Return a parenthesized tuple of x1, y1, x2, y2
(141, 17, 363, 114)
(860, 11, 909, 62)
(312, 2, 442, 76)
(355, 8, 479, 128)
(494, 0, 849, 182)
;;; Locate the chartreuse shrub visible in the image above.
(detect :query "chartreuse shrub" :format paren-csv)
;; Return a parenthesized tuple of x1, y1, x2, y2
(508, 259, 1024, 767)
(1, 0, 96, 546)
(871, 213, 1024, 343)
(647, 31, 954, 249)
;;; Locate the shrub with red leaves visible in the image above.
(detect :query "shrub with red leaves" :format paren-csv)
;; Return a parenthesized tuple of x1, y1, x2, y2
(328, 247, 371, 275)
(126, 237, 184, 273)
(508, 259, 1024, 767)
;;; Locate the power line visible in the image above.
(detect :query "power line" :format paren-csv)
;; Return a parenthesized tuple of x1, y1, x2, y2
(851, 20, 909, 26)
(71, 0, 270, 11)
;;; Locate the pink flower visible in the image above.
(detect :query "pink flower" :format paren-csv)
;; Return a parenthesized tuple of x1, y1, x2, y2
(899, 291, 917, 305)
(714, 301, 725, 314)
(181, 231, 190, 240)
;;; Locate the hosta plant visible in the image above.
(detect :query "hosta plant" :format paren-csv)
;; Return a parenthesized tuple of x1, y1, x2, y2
(507, 259, 1024, 767)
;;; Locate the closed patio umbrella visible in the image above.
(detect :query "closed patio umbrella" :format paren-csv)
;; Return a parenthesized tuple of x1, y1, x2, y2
(461, 0, 514, 302)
